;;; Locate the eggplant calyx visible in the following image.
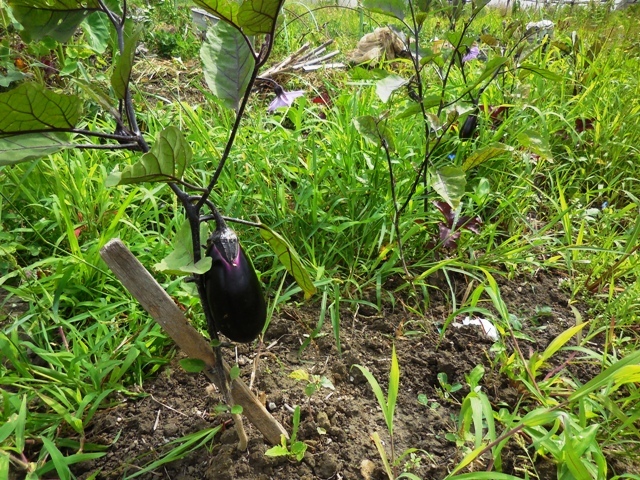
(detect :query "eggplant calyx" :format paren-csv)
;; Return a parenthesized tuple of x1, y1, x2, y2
(207, 226, 240, 265)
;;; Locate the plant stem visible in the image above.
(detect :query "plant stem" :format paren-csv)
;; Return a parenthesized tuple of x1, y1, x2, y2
(382, 138, 409, 276)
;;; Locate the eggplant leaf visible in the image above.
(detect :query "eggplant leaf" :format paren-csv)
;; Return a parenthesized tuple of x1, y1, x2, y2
(201, 21, 255, 112)
(0, 133, 74, 165)
(154, 221, 211, 275)
(237, 0, 284, 35)
(430, 166, 467, 210)
(395, 95, 442, 120)
(193, 0, 239, 26)
(0, 66, 26, 88)
(375, 75, 409, 103)
(0, 82, 82, 133)
(258, 224, 316, 300)
(353, 115, 395, 151)
(462, 143, 510, 171)
(362, 0, 407, 20)
(8, 0, 100, 42)
(81, 11, 111, 54)
(106, 126, 191, 186)
(111, 23, 143, 100)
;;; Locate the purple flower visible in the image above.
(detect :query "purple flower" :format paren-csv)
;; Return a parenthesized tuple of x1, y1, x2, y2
(462, 45, 480, 64)
(268, 88, 305, 112)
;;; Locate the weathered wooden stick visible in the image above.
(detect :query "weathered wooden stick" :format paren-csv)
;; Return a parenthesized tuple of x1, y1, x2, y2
(99, 238, 288, 446)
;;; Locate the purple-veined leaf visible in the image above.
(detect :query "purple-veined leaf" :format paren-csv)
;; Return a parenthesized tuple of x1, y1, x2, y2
(106, 126, 191, 186)
(237, 0, 285, 35)
(458, 216, 482, 234)
(111, 23, 143, 100)
(201, 21, 255, 112)
(8, 0, 101, 42)
(438, 224, 460, 249)
(193, 0, 239, 27)
(258, 224, 316, 300)
(0, 82, 81, 133)
(433, 200, 455, 227)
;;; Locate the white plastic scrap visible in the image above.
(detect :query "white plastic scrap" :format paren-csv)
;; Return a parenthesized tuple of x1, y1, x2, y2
(453, 316, 499, 341)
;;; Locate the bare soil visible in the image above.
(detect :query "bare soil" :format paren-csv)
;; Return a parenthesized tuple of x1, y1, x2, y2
(63, 270, 613, 480)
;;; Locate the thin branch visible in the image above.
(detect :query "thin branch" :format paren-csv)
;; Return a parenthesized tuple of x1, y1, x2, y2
(74, 142, 140, 150)
(381, 137, 409, 276)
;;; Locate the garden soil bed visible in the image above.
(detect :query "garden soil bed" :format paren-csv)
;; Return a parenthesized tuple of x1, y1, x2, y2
(72, 271, 601, 480)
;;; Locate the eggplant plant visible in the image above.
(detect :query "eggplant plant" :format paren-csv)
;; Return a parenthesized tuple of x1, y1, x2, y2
(0, 0, 315, 399)
(354, 0, 561, 269)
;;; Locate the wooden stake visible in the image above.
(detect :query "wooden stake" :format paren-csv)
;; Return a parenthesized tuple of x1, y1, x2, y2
(100, 238, 288, 446)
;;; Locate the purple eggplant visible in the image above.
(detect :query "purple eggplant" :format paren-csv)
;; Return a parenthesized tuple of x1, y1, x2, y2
(204, 226, 267, 343)
(459, 110, 479, 140)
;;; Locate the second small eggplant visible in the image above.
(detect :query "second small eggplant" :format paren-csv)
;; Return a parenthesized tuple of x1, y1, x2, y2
(204, 225, 267, 343)
(459, 110, 479, 140)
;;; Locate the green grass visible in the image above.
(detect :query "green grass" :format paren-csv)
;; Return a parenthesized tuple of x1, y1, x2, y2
(1, 0, 640, 478)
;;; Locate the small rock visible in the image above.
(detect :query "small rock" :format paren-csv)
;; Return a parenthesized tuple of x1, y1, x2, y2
(316, 411, 331, 431)
(163, 422, 179, 437)
(220, 428, 239, 445)
(315, 452, 339, 478)
(303, 450, 316, 468)
(268, 402, 277, 411)
(361, 459, 377, 480)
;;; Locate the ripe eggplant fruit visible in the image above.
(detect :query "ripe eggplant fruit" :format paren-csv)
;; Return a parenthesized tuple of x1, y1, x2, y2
(204, 225, 267, 343)
(459, 111, 479, 140)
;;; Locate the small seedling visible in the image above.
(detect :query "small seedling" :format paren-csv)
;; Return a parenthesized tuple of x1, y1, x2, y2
(289, 369, 335, 398)
(437, 372, 463, 400)
(264, 405, 307, 462)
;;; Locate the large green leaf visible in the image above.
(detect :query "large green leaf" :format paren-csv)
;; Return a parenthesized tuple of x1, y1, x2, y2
(0, 132, 74, 165)
(462, 143, 511, 171)
(200, 21, 254, 112)
(81, 11, 111, 54)
(362, 0, 407, 20)
(193, 0, 239, 28)
(430, 166, 466, 209)
(0, 82, 82, 133)
(106, 126, 191, 186)
(154, 221, 212, 275)
(111, 23, 143, 100)
(8, 0, 100, 42)
(237, 0, 284, 35)
(258, 224, 316, 300)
